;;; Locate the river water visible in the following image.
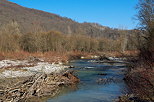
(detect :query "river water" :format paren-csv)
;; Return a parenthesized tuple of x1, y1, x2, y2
(47, 59, 128, 102)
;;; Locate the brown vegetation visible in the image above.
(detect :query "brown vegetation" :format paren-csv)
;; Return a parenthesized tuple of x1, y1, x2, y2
(125, 55, 154, 101)
(123, 0, 154, 101)
(0, 21, 138, 55)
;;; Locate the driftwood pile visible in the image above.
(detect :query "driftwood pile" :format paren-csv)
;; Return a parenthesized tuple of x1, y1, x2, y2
(0, 71, 79, 102)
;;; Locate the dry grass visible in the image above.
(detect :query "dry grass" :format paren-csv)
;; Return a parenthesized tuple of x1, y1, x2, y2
(0, 51, 95, 63)
(0, 51, 68, 63)
(0, 53, 5, 60)
(1, 51, 31, 60)
(0, 50, 139, 62)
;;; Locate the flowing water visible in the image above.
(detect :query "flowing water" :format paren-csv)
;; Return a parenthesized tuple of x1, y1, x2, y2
(47, 59, 128, 102)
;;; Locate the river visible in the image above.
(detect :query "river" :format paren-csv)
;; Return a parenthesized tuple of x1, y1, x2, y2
(46, 59, 128, 102)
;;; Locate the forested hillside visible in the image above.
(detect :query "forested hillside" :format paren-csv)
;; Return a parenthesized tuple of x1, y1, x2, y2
(0, 0, 128, 38)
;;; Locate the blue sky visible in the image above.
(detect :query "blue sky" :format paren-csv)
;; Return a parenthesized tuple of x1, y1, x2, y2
(8, 0, 139, 29)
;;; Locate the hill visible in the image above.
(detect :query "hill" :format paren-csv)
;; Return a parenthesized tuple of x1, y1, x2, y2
(0, 0, 122, 38)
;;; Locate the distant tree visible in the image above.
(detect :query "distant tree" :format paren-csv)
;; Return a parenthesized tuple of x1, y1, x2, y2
(118, 28, 128, 52)
(0, 21, 21, 52)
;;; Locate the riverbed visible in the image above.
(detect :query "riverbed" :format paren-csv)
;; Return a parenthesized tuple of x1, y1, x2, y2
(46, 59, 128, 102)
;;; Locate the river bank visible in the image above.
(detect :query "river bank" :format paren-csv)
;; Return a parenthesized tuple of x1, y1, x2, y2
(117, 57, 154, 102)
(0, 56, 79, 101)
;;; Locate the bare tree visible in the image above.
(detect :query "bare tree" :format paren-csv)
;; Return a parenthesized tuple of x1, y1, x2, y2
(137, 0, 154, 61)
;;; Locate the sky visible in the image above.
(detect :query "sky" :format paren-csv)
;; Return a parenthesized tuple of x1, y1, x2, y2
(8, 0, 139, 29)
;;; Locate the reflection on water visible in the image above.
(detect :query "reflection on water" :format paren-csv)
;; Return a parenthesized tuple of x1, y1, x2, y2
(47, 59, 128, 102)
